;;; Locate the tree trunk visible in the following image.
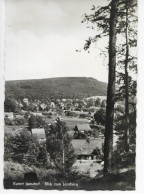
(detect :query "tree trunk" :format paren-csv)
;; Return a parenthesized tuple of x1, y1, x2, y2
(62, 148, 65, 172)
(125, 0, 130, 152)
(104, 0, 118, 174)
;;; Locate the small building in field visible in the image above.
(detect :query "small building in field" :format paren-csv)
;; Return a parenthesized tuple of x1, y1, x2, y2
(72, 139, 104, 160)
(31, 128, 46, 143)
(76, 124, 92, 133)
(5, 112, 14, 120)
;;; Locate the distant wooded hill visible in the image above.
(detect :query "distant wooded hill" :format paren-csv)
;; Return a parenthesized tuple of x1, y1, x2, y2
(5, 77, 107, 99)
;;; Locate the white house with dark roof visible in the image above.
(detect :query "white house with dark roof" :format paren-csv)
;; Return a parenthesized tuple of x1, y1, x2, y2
(76, 124, 92, 133)
(72, 139, 104, 160)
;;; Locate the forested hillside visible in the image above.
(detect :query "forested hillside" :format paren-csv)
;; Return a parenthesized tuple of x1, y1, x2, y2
(5, 77, 107, 99)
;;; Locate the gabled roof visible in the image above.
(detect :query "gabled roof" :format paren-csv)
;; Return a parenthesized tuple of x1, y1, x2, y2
(40, 103, 47, 108)
(77, 124, 91, 131)
(31, 128, 46, 139)
(31, 112, 42, 116)
(23, 98, 28, 101)
(71, 139, 104, 155)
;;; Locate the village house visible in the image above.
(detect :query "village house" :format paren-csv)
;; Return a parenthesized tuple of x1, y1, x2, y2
(76, 124, 92, 133)
(50, 102, 55, 109)
(31, 128, 46, 143)
(40, 103, 47, 110)
(72, 139, 104, 160)
(32, 102, 39, 111)
(23, 98, 29, 106)
(5, 112, 14, 120)
(62, 99, 67, 102)
(31, 112, 43, 117)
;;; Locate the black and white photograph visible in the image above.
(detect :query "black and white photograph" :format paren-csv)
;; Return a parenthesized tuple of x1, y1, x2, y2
(2, 0, 138, 190)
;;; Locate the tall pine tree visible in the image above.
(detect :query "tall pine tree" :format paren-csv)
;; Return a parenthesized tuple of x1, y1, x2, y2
(81, 0, 119, 174)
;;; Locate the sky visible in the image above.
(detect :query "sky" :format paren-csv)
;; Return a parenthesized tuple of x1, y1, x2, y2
(5, 0, 109, 82)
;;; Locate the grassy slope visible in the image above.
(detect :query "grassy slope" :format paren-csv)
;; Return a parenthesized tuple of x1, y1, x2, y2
(4, 161, 135, 190)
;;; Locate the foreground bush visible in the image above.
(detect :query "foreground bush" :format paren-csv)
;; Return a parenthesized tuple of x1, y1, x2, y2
(4, 161, 56, 182)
